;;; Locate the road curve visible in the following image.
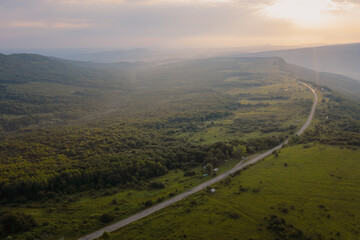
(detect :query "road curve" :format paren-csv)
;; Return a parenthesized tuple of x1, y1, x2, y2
(79, 82, 317, 240)
(296, 82, 318, 136)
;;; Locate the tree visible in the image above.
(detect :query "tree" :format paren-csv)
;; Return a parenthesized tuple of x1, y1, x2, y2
(272, 150, 279, 158)
(100, 213, 114, 223)
(101, 231, 111, 240)
(232, 144, 247, 158)
(0, 212, 37, 235)
(144, 200, 153, 207)
(206, 163, 213, 174)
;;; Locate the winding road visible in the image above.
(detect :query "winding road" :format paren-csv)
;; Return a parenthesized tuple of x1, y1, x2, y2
(296, 82, 318, 135)
(79, 81, 318, 240)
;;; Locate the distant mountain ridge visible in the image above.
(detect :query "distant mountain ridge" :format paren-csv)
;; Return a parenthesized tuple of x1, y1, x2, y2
(70, 48, 151, 63)
(1, 53, 360, 103)
(1, 53, 360, 134)
(240, 42, 360, 81)
(0, 53, 136, 88)
(275, 59, 360, 102)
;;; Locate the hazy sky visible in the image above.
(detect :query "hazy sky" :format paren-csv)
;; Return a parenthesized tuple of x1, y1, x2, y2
(1, 0, 360, 49)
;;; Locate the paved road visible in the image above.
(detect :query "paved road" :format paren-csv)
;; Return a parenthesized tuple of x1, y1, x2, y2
(79, 82, 317, 240)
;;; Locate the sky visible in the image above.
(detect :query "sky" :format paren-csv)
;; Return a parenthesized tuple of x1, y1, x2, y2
(1, 0, 360, 49)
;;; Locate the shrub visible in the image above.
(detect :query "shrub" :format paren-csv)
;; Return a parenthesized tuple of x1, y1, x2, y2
(144, 200, 153, 207)
(100, 213, 115, 223)
(149, 181, 165, 189)
(281, 208, 289, 214)
(0, 211, 38, 235)
(228, 212, 240, 219)
(101, 231, 111, 240)
(184, 170, 196, 176)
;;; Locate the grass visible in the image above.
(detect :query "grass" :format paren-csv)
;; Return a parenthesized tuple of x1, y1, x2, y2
(108, 144, 360, 240)
(2, 156, 242, 240)
(175, 79, 313, 145)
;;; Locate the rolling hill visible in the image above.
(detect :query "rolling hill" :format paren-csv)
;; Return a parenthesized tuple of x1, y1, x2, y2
(240, 42, 360, 81)
(0, 53, 135, 88)
(0, 53, 144, 132)
(1, 53, 360, 133)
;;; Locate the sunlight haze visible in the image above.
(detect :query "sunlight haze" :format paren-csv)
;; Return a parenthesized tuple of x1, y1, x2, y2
(0, 0, 359, 49)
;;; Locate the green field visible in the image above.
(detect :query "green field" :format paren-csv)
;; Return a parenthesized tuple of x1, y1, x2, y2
(175, 77, 313, 145)
(108, 144, 360, 240)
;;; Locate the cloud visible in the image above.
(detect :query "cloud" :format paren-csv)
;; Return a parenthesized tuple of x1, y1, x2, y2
(55, 0, 125, 3)
(54, 0, 274, 7)
(0, 0, 359, 48)
(1, 19, 92, 29)
(333, 0, 360, 5)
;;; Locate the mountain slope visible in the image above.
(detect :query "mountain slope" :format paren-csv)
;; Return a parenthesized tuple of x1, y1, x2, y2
(274, 58, 360, 102)
(241, 43, 360, 81)
(0, 54, 142, 131)
(135, 56, 360, 103)
(0, 53, 133, 88)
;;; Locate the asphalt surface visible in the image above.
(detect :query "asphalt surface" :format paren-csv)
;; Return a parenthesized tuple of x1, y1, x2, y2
(78, 82, 317, 240)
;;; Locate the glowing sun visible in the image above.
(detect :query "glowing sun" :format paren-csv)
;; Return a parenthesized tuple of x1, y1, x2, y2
(264, 0, 332, 27)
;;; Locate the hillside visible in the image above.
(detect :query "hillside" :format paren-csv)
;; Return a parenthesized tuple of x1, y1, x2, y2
(0, 54, 143, 132)
(0, 53, 133, 88)
(135, 56, 360, 103)
(1, 53, 360, 134)
(275, 59, 360, 103)
(240, 43, 360, 81)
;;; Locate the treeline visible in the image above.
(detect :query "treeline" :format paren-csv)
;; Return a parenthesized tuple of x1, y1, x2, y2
(0, 159, 169, 202)
(0, 211, 38, 237)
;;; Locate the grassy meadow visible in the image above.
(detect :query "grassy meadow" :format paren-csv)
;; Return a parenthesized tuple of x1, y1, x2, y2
(107, 144, 360, 240)
(175, 77, 313, 145)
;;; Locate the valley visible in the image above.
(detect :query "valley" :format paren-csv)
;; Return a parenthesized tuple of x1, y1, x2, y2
(0, 55, 359, 240)
(2, 1, 360, 240)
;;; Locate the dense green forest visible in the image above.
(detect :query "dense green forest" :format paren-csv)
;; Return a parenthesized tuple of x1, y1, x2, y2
(1, 54, 360, 239)
(0, 122, 286, 202)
